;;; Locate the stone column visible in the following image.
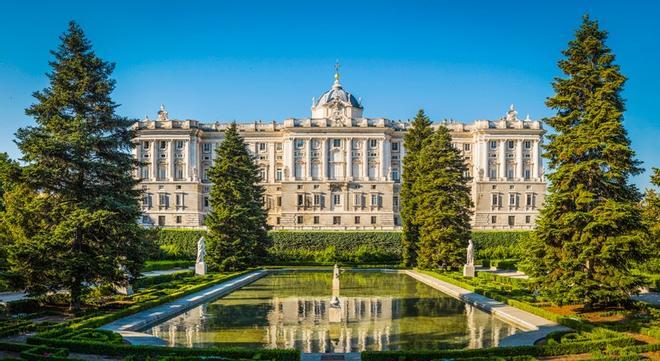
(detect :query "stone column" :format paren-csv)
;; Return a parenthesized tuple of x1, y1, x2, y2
(480, 138, 488, 181)
(169, 140, 175, 180)
(134, 141, 141, 179)
(498, 140, 506, 180)
(345, 138, 352, 180)
(379, 138, 385, 180)
(516, 139, 523, 180)
(151, 141, 158, 181)
(320, 138, 327, 180)
(532, 140, 541, 180)
(306, 138, 312, 180)
(362, 138, 369, 180)
(382, 137, 390, 181)
(268, 142, 276, 183)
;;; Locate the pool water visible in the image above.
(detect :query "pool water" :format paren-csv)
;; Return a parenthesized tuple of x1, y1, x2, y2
(145, 271, 517, 352)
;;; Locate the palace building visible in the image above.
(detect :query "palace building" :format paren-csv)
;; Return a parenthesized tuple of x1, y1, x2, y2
(132, 70, 545, 230)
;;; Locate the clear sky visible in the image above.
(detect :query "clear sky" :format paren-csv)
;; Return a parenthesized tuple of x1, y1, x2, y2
(0, 0, 658, 189)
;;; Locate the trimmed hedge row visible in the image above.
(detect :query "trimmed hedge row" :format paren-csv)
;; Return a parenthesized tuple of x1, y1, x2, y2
(153, 229, 533, 263)
(361, 336, 636, 361)
(141, 260, 194, 272)
(27, 336, 299, 361)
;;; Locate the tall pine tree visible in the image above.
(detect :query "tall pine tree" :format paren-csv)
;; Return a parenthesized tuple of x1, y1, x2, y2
(205, 122, 270, 271)
(524, 16, 647, 308)
(415, 126, 473, 270)
(401, 109, 433, 267)
(6, 21, 149, 312)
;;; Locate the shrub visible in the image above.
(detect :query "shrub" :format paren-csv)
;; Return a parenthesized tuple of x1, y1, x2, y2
(133, 270, 194, 289)
(155, 229, 207, 260)
(472, 231, 531, 260)
(141, 260, 194, 272)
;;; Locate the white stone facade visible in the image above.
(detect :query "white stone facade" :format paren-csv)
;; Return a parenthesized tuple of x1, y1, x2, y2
(133, 73, 545, 230)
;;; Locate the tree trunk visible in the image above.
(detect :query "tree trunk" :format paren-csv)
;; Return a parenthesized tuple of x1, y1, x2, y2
(69, 279, 81, 314)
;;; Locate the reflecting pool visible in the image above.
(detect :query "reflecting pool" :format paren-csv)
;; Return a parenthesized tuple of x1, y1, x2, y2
(145, 271, 517, 352)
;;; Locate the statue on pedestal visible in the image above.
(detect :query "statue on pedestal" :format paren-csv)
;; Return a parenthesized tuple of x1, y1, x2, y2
(463, 239, 475, 277)
(116, 264, 134, 295)
(195, 236, 207, 275)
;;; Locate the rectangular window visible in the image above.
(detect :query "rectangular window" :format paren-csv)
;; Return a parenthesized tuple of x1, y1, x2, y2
(159, 193, 169, 209)
(491, 193, 500, 207)
(333, 216, 341, 225)
(297, 215, 304, 224)
(392, 169, 400, 182)
(141, 166, 150, 179)
(313, 194, 322, 206)
(160, 141, 167, 150)
(313, 216, 319, 224)
(507, 165, 514, 180)
(259, 142, 267, 151)
(142, 194, 152, 208)
(175, 140, 184, 150)
(354, 216, 360, 224)
(524, 140, 532, 149)
(526, 193, 536, 207)
(203, 196, 209, 208)
(371, 194, 378, 206)
(371, 216, 377, 224)
(393, 196, 399, 207)
(276, 168, 283, 181)
(489, 167, 497, 179)
(525, 215, 531, 224)
(491, 215, 497, 224)
(276, 143, 283, 151)
(369, 139, 378, 148)
(463, 143, 471, 151)
(333, 139, 341, 148)
(175, 193, 184, 208)
(508, 216, 515, 226)
(295, 139, 304, 149)
(175, 216, 182, 224)
(277, 196, 282, 207)
(158, 164, 167, 180)
(507, 140, 515, 149)
(489, 140, 497, 150)
(143, 141, 150, 150)
(509, 193, 518, 207)
(524, 168, 531, 180)
(391, 142, 399, 151)
(297, 194, 304, 206)
(276, 217, 281, 225)
(333, 194, 341, 205)
(158, 216, 166, 226)
(202, 143, 212, 153)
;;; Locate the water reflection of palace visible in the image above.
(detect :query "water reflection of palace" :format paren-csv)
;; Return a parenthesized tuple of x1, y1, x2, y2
(149, 295, 517, 353)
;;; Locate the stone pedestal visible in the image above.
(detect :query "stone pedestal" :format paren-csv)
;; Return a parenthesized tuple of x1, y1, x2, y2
(116, 285, 134, 296)
(463, 264, 475, 278)
(195, 262, 207, 276)
(332, 277, 340, 291)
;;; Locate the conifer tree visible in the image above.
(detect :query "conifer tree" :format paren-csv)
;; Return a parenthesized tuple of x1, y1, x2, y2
(6, 21, 148, 312)
(401, 109, 433, 267)
(415, 126, 473, 270)
(205, 122, 270, 271)
(639, 168, 660, 279)
(524, 16, 647, 308)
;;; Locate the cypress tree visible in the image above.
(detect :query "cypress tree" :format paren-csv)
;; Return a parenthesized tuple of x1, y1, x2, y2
(6, 21, 149, 312)
(415, 126, 473, 270)
(205, 122, 270, 271)
(401, 109, 433, 267)
(524, 16, 647, 308)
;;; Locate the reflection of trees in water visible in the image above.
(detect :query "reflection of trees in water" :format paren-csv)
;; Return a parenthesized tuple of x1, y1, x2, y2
(147, 272, 517, 352)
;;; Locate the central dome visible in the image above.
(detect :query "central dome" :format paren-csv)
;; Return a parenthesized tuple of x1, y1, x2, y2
(314, 74, 362, 109)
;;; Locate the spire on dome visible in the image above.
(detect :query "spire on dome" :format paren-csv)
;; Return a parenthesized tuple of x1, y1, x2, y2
(333, 60, 341, 89)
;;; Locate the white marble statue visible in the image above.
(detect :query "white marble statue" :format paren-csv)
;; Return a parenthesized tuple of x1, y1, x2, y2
(466, 239, 474, 266)
(195, 236, 207, 275)
(332, 264, 341, 291)
(196, 236, 206, 264)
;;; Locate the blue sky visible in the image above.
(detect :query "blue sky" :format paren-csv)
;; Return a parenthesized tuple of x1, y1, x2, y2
(0, 1, 658, 189)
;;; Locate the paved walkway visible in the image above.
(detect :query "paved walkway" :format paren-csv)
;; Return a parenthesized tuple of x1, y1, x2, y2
(100, 269, 267, 345)
(404, 270, 570, 346)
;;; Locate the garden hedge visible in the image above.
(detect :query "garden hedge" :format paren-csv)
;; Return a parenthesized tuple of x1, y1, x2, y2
(360, 335, 635, 361)
(154, 229, 532, 263)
